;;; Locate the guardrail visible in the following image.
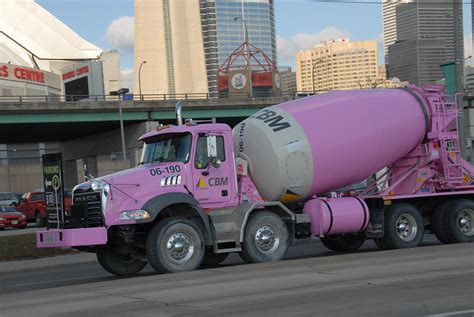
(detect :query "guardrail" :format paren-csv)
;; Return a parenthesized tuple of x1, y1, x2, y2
(0, 91, 315, 103)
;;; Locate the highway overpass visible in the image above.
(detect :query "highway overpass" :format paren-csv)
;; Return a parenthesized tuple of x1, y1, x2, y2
(0, 96, 296, 143)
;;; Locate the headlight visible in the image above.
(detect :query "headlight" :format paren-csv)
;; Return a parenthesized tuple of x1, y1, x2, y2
(119, 210, 150, 221)
(0, 217, 5, 221)
(20, 214, 26, 219)
(91, 179, 110, 192)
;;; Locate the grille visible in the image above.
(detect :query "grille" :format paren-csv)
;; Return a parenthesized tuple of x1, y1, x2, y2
(66, 190, 103, 228)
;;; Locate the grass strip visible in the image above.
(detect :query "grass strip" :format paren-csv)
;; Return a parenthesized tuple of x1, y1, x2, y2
(0, 233, 77, 261)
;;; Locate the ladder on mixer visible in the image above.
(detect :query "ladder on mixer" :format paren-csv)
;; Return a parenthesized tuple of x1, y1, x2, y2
(430, 94, 464, 186)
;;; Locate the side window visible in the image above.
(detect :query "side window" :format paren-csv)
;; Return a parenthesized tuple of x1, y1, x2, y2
(194, 136, 225, 169)
(32, 194, 43, 201)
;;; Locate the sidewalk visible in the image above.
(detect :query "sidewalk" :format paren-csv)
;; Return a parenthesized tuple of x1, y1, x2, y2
(0, 252, 97, 275)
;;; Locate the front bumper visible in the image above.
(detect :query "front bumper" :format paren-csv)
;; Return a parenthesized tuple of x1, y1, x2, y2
(36, 227, 108, 248)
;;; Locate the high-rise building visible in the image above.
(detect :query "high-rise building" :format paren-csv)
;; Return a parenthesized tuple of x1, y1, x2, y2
(277, 66, 296, 94)
(134, 0, 276, 96)
(382, 0, 413, 64)
(388, 0, 463, 86)
(296, 39, 379, 93)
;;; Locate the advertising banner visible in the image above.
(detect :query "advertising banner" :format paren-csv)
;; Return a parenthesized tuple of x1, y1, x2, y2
(42, 153, 65, 229)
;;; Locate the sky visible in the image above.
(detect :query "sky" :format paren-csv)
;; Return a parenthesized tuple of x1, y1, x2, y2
(36, 0, 473, 87)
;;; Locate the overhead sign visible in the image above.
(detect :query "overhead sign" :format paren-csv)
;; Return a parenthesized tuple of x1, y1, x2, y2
(43, 153, 65, 229)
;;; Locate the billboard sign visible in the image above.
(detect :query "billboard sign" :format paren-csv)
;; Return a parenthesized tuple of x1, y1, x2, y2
(62, 61, 104, 101)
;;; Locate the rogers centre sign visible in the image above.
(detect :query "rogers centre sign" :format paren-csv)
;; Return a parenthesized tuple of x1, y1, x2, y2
(62, 65, 89, 81)
(0, 64, 45, 84)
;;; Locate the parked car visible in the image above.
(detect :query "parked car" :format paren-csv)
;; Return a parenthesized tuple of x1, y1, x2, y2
(15, 190, 72, 227)
(0, 205, 27, 230)
(15, 192, 47, 226)
(0, 192, 22, 206)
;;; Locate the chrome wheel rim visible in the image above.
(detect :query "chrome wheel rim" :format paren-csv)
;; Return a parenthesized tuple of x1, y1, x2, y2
(457, 209, 473, 236)
(255, 225, 279, 253)
(396, 213, 418, 242)
(167, 232, 194, 263)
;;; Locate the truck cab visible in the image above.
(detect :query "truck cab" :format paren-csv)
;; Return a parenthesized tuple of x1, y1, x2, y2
(137, 123, 239, 210)
(38, 119, 285, 275)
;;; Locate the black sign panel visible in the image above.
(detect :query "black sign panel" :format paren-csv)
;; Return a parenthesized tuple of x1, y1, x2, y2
(42, 153, 65, 229)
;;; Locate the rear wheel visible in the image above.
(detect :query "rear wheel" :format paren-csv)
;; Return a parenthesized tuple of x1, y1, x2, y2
(432, 201, 450, 244)
(375, 203, 424, 250)
(321, 234, 366, 251)
(146, 217, 205, 274)
(96, 247, 147, 276)
(201, 252, 229, 267)
(442, 199, 474, 243)
(240, 211, 289, 264)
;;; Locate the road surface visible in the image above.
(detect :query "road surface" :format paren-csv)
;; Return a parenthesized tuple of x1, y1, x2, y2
(0, 237, 473, 316)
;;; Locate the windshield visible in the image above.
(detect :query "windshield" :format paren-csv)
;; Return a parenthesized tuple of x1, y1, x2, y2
(0, 205, 16, 212)
(139, 133, 191, 165)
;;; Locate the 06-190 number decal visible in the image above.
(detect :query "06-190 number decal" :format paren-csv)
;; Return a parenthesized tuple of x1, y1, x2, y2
(150, 165, 181, 176)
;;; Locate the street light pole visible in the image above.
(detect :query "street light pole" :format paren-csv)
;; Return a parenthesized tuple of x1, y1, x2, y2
(138, 60, 147, 101)
(453, 0, 466, 158)
(117, 88, 129, 169)
(234, 17, 253, 98)
(311, 58, 323, 94)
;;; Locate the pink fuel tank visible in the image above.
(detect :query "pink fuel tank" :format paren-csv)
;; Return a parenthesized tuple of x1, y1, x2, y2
(233, 87, 429, 202)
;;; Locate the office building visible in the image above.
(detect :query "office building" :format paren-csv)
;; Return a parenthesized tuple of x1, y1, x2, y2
(278, 66, 296, 94)
(382, 0, 413, 64)
(296, 39, 380, 93)
(134, 0, 276, 96)
(388, 0, 463, 86)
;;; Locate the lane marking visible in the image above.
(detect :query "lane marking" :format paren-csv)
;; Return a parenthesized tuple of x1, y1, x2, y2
(426, 309, 474, 317)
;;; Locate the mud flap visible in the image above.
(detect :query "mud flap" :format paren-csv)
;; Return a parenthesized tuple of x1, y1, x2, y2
(365, 209, 384, 238)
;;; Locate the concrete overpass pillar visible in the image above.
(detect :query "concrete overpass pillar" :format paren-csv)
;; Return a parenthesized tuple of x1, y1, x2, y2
(64, 160, 78, 190)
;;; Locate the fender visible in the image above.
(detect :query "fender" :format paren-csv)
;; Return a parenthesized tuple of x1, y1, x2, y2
(138, 192, 213, 245)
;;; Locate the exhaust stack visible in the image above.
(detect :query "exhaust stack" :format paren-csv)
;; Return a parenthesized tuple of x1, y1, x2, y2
(175, 101, 183, 126)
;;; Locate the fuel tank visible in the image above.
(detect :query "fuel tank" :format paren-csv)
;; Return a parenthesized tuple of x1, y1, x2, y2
(233, 87, 429, 202)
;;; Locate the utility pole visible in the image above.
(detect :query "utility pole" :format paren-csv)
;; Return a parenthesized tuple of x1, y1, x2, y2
(453, 0, 466, 157)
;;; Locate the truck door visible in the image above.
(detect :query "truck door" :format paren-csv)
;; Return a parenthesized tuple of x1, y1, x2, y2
(192, 134, 234, 206)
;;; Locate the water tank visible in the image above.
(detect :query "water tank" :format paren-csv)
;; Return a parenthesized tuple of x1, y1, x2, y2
(233, 87, 429, 202)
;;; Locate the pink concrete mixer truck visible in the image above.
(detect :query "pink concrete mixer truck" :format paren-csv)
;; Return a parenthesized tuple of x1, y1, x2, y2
(37, 84, 474, 276)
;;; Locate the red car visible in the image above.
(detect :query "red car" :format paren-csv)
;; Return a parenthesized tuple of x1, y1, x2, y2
(0, 205, 27, 230)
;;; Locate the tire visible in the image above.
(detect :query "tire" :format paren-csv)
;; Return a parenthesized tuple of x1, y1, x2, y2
(321, 234, 366, 251)
(374, 203, 424, 250)
(441, 199, 474, 243)
(201, 252, 229, 267)
(35, 213, 46, 227)
(240, 211, 289, 264)
(146, 217, 205, 274)
(432, 201, 450, 244)
(96, 247, 147, 276)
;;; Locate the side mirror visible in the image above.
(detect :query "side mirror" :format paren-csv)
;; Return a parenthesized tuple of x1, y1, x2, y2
(211, 158, 222, 169)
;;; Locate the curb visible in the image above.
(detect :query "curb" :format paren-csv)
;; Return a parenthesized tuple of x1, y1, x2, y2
(0, 253, 97, 276)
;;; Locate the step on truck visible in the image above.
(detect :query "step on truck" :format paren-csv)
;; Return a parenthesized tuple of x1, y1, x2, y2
(37, 84, 474, 276)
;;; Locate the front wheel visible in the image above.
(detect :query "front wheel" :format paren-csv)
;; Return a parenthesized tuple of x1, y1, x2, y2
(96, 247, 147, 276)
(375, 203, 424, 250)
(146, 217, 205, 274)
(321, 234, 366, 251)
(240, 211, 289, 264)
